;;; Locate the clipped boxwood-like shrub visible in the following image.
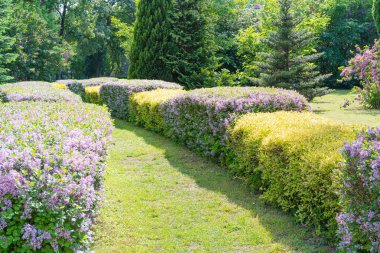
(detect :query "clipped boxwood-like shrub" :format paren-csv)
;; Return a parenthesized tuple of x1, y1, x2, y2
(0, 82, 81, 103)
(228, 112, 359, 238)
(0, 102, 113, 252)
(161, 87, 309, 162)
(129, 89, 186, 133)
(100, 80, 182, 119)
(85, 86, 102, 105)
(337, 128, 380, 251)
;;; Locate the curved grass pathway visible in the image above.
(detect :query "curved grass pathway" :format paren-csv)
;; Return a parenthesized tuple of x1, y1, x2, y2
(93, 120, 331, 252)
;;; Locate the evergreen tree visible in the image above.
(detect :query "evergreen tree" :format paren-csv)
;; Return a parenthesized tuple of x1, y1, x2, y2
(128, 0, 173, 80)
(254, 0, 330, 100)
(0, 0, 16, 83)
(164, 0, 218, 89)
(373, 0, 380, 35)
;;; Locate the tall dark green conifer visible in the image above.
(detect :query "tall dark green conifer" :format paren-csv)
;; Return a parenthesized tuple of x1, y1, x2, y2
(164, 0, 218, 89)
(0, 0, 16, 83)
(128, 0, 173, 80)
(255, 0, 330, 100)
(373, 0, 380, 35)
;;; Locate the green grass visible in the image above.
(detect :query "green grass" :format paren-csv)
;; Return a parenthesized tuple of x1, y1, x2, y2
(93, 120, 332, 252)
(310, 90, 380, 127)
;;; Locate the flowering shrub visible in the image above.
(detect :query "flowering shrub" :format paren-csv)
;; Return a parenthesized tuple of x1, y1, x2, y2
(100, 79, 182, 119)
(337, 128, 380, 251)
(129, 89, 186, 133)
(0, 102, 113, 252)
(85, 86, 102, 105)
(55, 78, 119, 99)
(161, 87, 309, 162)
(228, 112, 359, 238)
(341, 40, 380, 109)
(0, 82, 81, 103)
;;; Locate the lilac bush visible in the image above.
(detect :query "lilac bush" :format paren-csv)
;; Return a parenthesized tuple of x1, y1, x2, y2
(341, 40, 380, 109)
(100, 79, 183, 119)
(337, 128, 380, 252)
(0, 102, 113, 252)
(0, 82, 81, 103)
(161, 87, 309, 162)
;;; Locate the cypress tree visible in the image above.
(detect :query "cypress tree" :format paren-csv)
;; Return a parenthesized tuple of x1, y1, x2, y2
(128, 0, 173, 80)
(254, 0, 330, 100)
(0, 0, 16, 83)
(373, 0, 380, 35)
(164, 0, 218, 89)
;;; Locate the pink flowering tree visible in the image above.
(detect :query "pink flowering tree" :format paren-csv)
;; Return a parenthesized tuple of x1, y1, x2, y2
(341, 40, 380, 109)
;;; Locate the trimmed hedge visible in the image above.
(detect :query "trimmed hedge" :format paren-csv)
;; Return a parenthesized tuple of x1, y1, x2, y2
(85, 86, 102, 105)
(0, 102, 113, 251)
(161, 87, 309, 162)
(129, 89, 186, 133)
(228, 112, 359, 238)
(337, 128, 380, 251)
(0, 82, 81, 103)
(100, 79, 182, 119)
(55, 78, 119, 99)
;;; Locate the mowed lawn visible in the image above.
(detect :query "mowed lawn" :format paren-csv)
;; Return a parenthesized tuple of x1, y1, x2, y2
(311, 89, 380, 126)
(93, 120, 331, 253)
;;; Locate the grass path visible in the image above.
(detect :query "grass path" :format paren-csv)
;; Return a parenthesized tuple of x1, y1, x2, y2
(310, 90, 380, 127)
(93, 120, 331, 253)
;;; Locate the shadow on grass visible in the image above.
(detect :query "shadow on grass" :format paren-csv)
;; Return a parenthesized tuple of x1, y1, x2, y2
(114, 119, 334, 252)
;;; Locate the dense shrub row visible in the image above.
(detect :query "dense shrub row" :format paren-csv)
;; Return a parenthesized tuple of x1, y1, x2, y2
(0, 83, 113, 251)
(0, 82, 81, 103)
(337, 128, 380, 251)
(129, 89, 186, 133)
(100, 80, 182, 119)
(228, 112, 359, 238)
(161, 87, 309, 161)
(55, 77, 119, 100)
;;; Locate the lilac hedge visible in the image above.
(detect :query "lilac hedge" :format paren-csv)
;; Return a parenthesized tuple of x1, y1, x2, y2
(0, 82, 81, 103)
(100, 79, 183, 119)
(54, 78, 119, 100)
(0, 102, 113, 252)
(337, 128, 380, 252)
(161, 87, 309, 162)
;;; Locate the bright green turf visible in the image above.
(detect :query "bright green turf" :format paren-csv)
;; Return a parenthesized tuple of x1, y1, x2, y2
(93, 120, 332, 253)
(310, 90, 380, 127)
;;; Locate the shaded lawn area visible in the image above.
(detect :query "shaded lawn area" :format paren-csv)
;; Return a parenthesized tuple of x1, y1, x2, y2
(93, 120, 332, 252)
(310, 90, 380, 127)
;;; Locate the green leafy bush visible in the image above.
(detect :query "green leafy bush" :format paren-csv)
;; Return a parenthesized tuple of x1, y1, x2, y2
(228, 112, 359, 238)
(129, 89, 186, 133)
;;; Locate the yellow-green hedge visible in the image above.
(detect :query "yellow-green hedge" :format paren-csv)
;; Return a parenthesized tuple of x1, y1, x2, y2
(129, 89, 186, 133)
(85, 86, 102, 105)
(228, 112, 360, 238)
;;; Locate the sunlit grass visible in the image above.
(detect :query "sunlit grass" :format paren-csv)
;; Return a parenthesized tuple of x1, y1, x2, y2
(93, 120, 331, 252)
(311, 90, 380, 127)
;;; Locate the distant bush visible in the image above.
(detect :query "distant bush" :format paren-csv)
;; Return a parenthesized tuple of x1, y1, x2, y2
(228, 112, 359, 238)
(0, 102, 113, 251)
(0, 82, 81, 103)
(129, 89, 186, 133)
(337, 128, 380, 251)
(100, 80, 182, 119)
(52, 83, 67, 89)
(341, 40, 380, 109)
(85, 86, 102, 105)
(161, 87, 309, 162)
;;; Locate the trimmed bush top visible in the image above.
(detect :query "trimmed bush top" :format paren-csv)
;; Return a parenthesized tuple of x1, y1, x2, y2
(106, 79, 183, 92)
(55, 77, 119, 87)
(0, 82, 81, 103)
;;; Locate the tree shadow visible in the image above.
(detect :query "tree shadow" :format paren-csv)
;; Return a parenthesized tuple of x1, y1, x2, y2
(115, 120, 334, 252)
